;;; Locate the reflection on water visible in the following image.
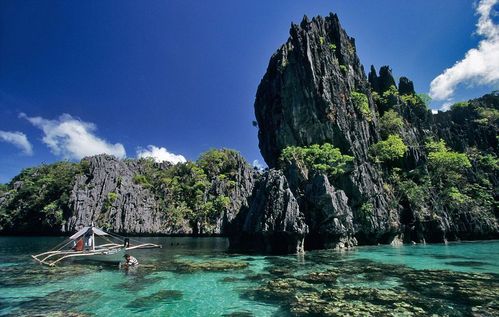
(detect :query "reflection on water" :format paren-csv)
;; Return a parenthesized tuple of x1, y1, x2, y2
(0, 237, 498, 316)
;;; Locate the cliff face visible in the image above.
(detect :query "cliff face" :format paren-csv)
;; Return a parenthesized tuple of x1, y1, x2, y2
(0, 151, 258, 236)
(0, 13, 497, 253)
(255, 14, 375, 167)
(245, 13, 499, 251)
(65, 155, 169, 234)
(252, 13, 399, 249)
(229, 170, 308, 253)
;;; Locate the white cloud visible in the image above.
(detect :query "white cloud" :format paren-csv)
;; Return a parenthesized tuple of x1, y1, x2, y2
(252, 159, 264, 170)
(136, 145, 186, 164)
(20, 113, 126, 160)
(0, 130, 33, 155)
(440, 101, 454, 112)
(429, 0, 499, 100)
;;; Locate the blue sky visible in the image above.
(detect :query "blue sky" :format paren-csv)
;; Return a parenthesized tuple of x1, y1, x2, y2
(1, 1, 498, 183)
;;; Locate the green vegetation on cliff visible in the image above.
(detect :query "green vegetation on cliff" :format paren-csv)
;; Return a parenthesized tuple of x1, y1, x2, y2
(350, 91, 371, 120)
(131, 149, 245, 233)
(426, 139, 471, 187)
(0, 149, 250, 234)
(371, 135, 408, 163)
(0, 162, 83, 233)
(379, 110, 404, 137)
(280, 143, 353, 177)
(387, 137, 496, 233)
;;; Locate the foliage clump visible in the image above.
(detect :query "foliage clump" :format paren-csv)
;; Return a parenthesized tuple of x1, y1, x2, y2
(370, 135, 408, 163)
(450, 101, 469, 110)
(380, 85, 399, 105)
(133, 149, 244, 233)
(280, 143, 353, 178)
(401, 93, 428, 109)
(350, 91, 371, 120)
(379, 110, 404, 137)
(133, 174, 151, 187)
(425, 139, 471, 187)
(0, 162, 82, 233)
(339, 64, 348, 75)
(475, 107, 499, 125)
(107, 192, 118, 203)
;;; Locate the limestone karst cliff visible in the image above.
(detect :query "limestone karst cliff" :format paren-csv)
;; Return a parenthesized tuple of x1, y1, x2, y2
(234, 13, 498, 252)
(0, 13, 497, 254)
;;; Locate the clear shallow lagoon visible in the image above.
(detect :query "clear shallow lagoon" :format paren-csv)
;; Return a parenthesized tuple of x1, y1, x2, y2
(0, 237, 498, 316)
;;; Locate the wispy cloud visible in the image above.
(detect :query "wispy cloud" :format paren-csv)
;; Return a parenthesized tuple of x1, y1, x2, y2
(0, 130, 33, 155)
(252, 159, 264, 170)
(20, 113, 126, 160)
(436, 101, 454, 113)
(136, 145, 186, 164)
(430, 0, 499, 100)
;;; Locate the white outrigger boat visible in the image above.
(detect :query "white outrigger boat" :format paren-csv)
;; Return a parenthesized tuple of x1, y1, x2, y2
(31, 224, 161, 266)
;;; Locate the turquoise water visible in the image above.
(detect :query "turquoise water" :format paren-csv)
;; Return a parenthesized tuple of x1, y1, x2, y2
(0, 237, 498, 316)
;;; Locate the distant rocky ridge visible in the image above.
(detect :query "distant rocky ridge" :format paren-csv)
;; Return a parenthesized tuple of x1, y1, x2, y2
(0, 13, 497, 254)
(0, 151, 259, 237)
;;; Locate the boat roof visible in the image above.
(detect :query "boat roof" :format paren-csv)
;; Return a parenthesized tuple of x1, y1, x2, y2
(69, 226, 109, 240)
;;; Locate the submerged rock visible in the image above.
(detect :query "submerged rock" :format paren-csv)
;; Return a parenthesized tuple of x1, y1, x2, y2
(126, 290, 183, 309)
(173, 259, 249, 272)
(12, 290, 99, 317)
(298, 270, 338, 284)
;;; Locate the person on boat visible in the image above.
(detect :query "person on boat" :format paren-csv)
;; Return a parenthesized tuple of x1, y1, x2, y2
(123, 254, 139, 267)
(72, 238, 84, 251)
(84, 228, 93, 250)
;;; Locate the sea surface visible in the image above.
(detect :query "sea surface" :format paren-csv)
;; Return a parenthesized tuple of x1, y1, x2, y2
(0, 237, 498, 316)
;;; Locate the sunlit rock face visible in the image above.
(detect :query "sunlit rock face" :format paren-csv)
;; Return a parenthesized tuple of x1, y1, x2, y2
(66, 153, 258, 235)
(66, 154, 169, 234)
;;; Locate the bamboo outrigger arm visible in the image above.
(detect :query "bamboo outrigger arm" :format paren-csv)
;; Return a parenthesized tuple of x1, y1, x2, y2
(31, 224, 162, 266)
(126, 243, 163, 250)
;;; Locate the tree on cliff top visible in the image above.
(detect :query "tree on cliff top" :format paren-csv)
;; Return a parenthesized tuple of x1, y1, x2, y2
(0, 162, 82, 233)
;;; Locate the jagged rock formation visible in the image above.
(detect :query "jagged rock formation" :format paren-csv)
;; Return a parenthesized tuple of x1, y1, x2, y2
(249, 13, 498, 251)
(302, 173, 357, 249)
(432, 94, 498, 153)
(0, 13, 497, 254)
(255, 14, 375, 167)
(0, 151, 259, 236)
(253, 13, 399, 248)
(228, 170, 308, 253)
(368, 65, 397, 96)
(66, 155, 170, 234)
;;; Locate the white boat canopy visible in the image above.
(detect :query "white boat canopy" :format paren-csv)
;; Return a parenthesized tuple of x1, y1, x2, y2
(69, 226, 108, 240)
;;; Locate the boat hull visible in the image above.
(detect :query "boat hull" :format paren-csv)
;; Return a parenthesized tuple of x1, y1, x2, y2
(69, 248, 126, 264)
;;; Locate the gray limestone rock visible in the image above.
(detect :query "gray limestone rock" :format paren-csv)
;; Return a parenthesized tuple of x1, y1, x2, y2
(254, 13, 398, 246)
(65, 155, 170, 234)
(229, 169, 308, 253)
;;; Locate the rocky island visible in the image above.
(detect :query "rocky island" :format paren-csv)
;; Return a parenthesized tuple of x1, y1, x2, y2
(0, 14, 497, 254)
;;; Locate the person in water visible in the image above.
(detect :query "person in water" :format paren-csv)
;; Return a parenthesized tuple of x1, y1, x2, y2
(123, 254, 139, 267)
